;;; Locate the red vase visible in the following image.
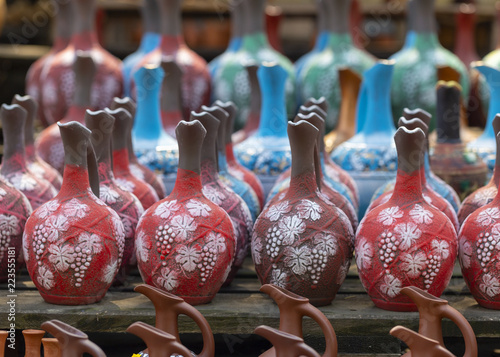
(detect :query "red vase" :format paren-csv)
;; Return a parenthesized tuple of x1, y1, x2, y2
(86, 110, 144, 285)
(459, 114, 500, 225)
(135, 118, 235, 305)
(24, 121, 125, 305)
(0, 105, 57, 210)
(109, 97, 166, 199)
(36, 53, 96, 174)
(355, 127, 457, 311)
(25, 0, 74, 128)
(252, 120, 354, 307)
(133, 0, 210, 120)
(12, 95, 62, 190)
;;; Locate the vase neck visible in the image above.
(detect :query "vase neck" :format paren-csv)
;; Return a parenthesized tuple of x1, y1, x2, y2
(55, 0, 75, 42)
(201, 159, 219, 183)
(142, 0, 161, 34)
(139, 32, 161, 53)
(98, 161, 115, 184)
(390, 168, 424, 204)
(73, 0, 96, 38)
(113, 148, 131, 175)
(160, 35, 184, 54)
(53, 37, 70, 53)
(242, 32, 269, 53)
(411, 0, 437, 34)
(158, 0, 182, 36)
(454, 10, 477, 64)
(413, 33, 440, 50)
(226, 142, 237, 165)
(171, 168, 203, 199)
(160, 61, 183, 115)
(217, 151, 229, 173)
(231, 1, 245, 39)
(287, 170, 318, 199)
(325, 33, 353, 49)
(1, 109, 27, 174)
(243, 0, 265, 35)
(60, 164, 92, 197)
(25, 144, 36, 162)
(324, 0, 350, 34)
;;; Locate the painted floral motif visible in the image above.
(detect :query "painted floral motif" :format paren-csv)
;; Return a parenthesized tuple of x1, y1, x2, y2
(410, 204, 433, 224)
(202, 186, 226, 205)
(394, 223, 422, 250)
(400, 251, 427, 278)
(10, 173, 37, 191)
(101, 260, 118, 284)
(48, 244, 75, 272)
(278, 215, 306, 245)
(206, 232, 227, 253)
(480, 273, 500, 297)
(459, 237, 472, 269)
(135, 231, 150, 263)
(431, 239, 450, 259)
(100, 185, 120, 204)
(264, 200, 291, 222)
(44, 214, 70, 242)
(270, 266, 287, 288)
(337, 260, 350, 284)
(251, 236, 263, 265)
(37, 265, 54, 290)
(35, 200, 59, 219)
(284, 245, 312, 275)
(378, 206, 403, 226)
(175, 245, 202, 272)
(157, 266, 179, 291)
(170, 215, 197, 241)
(63, 198, 89, 219)
(476, 207, 500, 226)
(154, 200, 180, 219)
(313, 232, 337, 256)
(0, 215, 20, 236)
(296, 199, 323, 221)
(355, 237, 373, 270)
(186, 199, 211, 217)
(473, 186, 497, 205)
(77, 232, 103, 254)
(380, 274, 401, 298)
(116, 178, 135, 192)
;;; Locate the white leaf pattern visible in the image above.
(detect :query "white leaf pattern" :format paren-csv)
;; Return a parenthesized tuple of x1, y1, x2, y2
(284, 246, 312, 275)
(296, 199, 323, 221)
(378, 206, 403, 226)
(186, 199, 211, 217)
(175, 245, 202, 272)
(48, 244, 75, 272)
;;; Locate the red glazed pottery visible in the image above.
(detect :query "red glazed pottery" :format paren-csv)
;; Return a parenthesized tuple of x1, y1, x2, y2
(355, 126, 457, 311)
(109, 97, 166, 199)
(36, 53, 96, 174)
(0, 105, 57, 210)
(25, 0, 75, 128)
(41, 338, 61, 357)
(133, 0, 210, 119)
(135, 119, 235, 305)
(255, 326, 321, 357)
(194, 111, 253, 285)
(127, 322, 192, 357)
(22, 329, 45, 357)
(12, 95, 62, 190)
(459, 114, 500, 225)
(23, 121, 125, 305)
(86, 110, 144, 285)
(40, 0, 122, 126)
(252, 120, 354, 306)
(160, 60, 184, 138)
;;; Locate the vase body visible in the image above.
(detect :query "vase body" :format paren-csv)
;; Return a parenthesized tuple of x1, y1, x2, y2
(23, 329, 45, 357)
(24, 122, 125, 305)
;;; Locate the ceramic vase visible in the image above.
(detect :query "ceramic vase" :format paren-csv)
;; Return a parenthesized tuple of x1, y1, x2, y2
(160, 60, 184, 138)
(41, 338, 61, 357)
(135, 119, 235, 305)
(86, 110, 144, 285)
(298, 0, 375, 132)
(331, 61, 397, 216)
(430, 81, 487, 200)
(122, 0, 161, 97)
(109, 97, 166, 199)
(194, 111, 252, 286)
(40, 0, 122, 126)
(252, 120, 354, 307)
(0, 105, 57, 210)
(24, 121, 125, 305)
(36, 53, 96, 174)
(133, 0, 210, 119)
(212, 0, 296, 131)
(355, 126, 457, 311)
(12, 95, 62, 190)
(235, 63, 292, 176)
(390, 327, 454, 357)
(23, 329, 45, 357)
(25, 0, 75, 128)
(390, 0, 468, 131)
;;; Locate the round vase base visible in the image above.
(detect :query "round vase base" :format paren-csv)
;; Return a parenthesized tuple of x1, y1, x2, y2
(308, 296, 334, 307)
(180, 294, 215, 306)
(475, 298, 500, 310)
(40, 292, 106, 305)
(371, 298, 417, 312)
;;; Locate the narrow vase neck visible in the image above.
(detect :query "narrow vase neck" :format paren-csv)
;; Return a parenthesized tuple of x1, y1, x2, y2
(325, 0, 350, 34)
(171, 168, 203, 198)
(98, 161, 115, 184)
(55, 1, 75, 42)
(1, 126, 26, 173)
(159, 0, 182, 36)
(143, 0, 161, 34)
(113, 148, 131, 175)
(390, 168, 423, 204)
(200, 159, 219, 183)
(139, 32, 161, 53)
(325, 33, 353, 50)
(134, 75, 163, 141)
(74, 0, 96, 37)
(244, 0, 265, 35)
(160, 35, 184, 54)
(226, 143, 237, 165)
(71, 31, 97, 52)
(60, 164, 91, 197)
(412, 0, 437, 34)
(287, 170, 318, 199)
(242, 33, 269, 53)
(217, 151, 229, 173)
(25, 145, 36, 162)
(455, 13, 477, 61)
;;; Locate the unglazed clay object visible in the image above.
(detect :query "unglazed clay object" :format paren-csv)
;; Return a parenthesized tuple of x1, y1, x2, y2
(41, 320, 105, 357)
(36, 53, 96, 174)
(122, 0, 161, 97)
(134, 284, 215, 357)
(133, 0, 210, 119)
(25, 0, 75, 128)
(109, 97, 166, 199)
(132, 65, 178, 177)
(194, 111, 252, 286)
(252, 120, 354, 306)
(390, 327, 455, 357)
(106, 108, 159, 210)
(430, 81, 487, 200)
(86, 110, 143, 285)
(0, 105, 57, 210)
(235, 63, 292, 176)
(389, 0, 469, 132)
(160, 60, 183, 138)
(135, 119, 235, 305)
(217, 100, 264, 210)
(22, 329, 45, 357)
(355, 127, 457, 311)
(259, 284, 338, 357)
(202, 104, 260, 221)
(12, 95, 62, 190)
(212, 0, 296, 131)
(298, 0, 375, 132)
(24, 121, 125, 305)
(255, 326, 321, 357)
(40, 0, 122, 126)
(41, 338, 61, 357)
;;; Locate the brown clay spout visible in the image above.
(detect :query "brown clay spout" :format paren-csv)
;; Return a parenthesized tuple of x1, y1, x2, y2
(40, 320, 105, 357)
(254, 326, 321, 357)
(22, 329, 45, 357)
(391, 326, 455, 357)
(259, 284, 337, 357)
(127, 321, 192, 357)
(134, 284, 215, 357)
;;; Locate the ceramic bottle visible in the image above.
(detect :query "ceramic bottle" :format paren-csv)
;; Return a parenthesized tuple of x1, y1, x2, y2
(132, 65, 178, 177)
(212, 0, 296, 131)
(255, 326, 321, 357)
(134, 0, 210, 119)
(24, 121, 125, 305)
(109, 97, 166, 199)
(36, 53, 96, 174)
(389, 0, 469, 131)
(12, 95, 63, 190)
(160, 60, 184, 138)
(41, 338, 61, 357)
(22, 329, 45, 357)
(355, 126, 457, 311)
(85, 110, 144, 285)
(430, 81, 487, 200)
(235, 63, 292, 176)
(106, 108, 159, 210)
(122, 0, 161, 97)
(194, 111, 252, 285)
(459, 114, 500, 225)
(0, 105, 57, 210)
(25, 0, 75, 128)
(252, 120, 354, 306)
(135, 119, 235, 305)
(40, 0, 122, 126)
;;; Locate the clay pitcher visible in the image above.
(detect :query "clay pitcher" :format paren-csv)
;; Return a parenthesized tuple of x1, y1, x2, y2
(390, 327, 455, 357)
(127, 322, 192, 357)
(254, 326, 321, 357)
(42, 338, 61, 357)
(22, 329, 45, 357)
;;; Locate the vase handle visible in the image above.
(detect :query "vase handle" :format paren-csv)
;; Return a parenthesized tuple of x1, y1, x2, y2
(441, 305, 477, 357)
(176, 301, 215, 357)
(299, 303, 338, 357)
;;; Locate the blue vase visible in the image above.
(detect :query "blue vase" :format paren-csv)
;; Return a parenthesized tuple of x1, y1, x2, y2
(133, 65, 178, 177)
(235, 63, 291, 176)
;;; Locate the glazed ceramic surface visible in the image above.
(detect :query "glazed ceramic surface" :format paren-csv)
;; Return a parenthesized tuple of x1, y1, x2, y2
(160, 61, 184, 138)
